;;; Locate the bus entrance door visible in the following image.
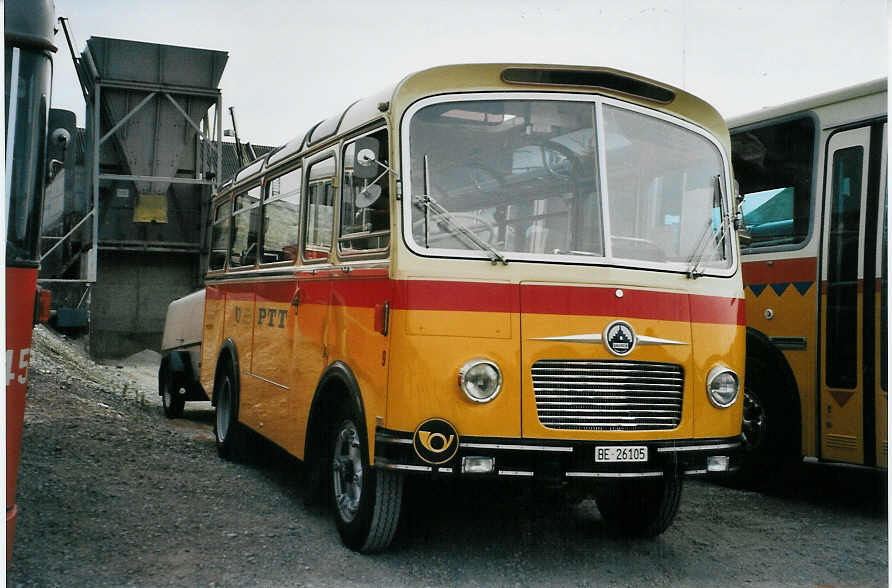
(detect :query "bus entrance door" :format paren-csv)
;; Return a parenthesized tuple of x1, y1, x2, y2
(820, 124, 884, 466)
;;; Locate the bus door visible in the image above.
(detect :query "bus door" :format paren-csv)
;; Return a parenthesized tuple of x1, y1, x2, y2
(290, 153, 337, 457)
(249, 166, 303, 452)
(226, 185, 262, 430)
(820, 123, 885, 465)
(874, 125, 887, 467)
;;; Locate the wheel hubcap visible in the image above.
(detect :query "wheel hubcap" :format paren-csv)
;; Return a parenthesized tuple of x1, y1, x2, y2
(216, 378, 231, 443)
(332, 421, 363, 523)
(741, 388, 766, 451)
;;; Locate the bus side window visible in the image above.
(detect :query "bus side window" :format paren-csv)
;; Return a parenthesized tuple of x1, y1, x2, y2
(209, 198, 231, 271)
(262, 167, 302, 263)
(230, 185, 262, 268)
(340, 129, 390, 254)
(303, 156, 336, 261)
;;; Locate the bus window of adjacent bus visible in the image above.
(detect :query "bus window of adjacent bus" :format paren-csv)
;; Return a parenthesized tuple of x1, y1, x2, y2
(732, 116, 815, 250)
(304, 155, 335, 261)
(340, 129, 390, 255)
(263, 167, 302, 263)
(209, 198, 232, 271)
(230, 185, 262, 268)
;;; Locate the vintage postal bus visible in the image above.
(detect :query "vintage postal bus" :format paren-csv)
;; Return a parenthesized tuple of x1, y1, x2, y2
(730, 80, 887, 481)
(161, 64, 745, 552)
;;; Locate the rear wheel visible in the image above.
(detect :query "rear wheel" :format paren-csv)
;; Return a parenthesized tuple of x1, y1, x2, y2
(214, 365, 238, 459)
(595, 473, 682, 537)
(330, 405, 403, 553)
(160, 370, 185, 419)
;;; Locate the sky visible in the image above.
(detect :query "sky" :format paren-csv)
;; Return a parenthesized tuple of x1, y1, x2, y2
(49, 0, 888, 148)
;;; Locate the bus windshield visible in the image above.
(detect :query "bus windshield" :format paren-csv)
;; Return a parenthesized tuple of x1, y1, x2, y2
(5, 48, 51, 264)
(406, 97, 731, 272)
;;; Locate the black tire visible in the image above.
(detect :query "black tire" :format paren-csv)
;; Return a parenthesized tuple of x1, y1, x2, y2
(330, 404, 403, 553)
(213, 364, 238, 460)
(160, 370, 185, 419)
(594, 473, 683, 537)
(734, 353, 799, 487)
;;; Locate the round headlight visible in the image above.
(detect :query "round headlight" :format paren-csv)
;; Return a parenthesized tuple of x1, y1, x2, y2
(706, 366, 740, 408)
(458, 359, 502, 403)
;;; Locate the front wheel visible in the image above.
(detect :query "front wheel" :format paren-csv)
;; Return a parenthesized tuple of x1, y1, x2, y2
(594, 473, 682, 537)
(732, 353, 799, 487)
(330, 407, 403, 553)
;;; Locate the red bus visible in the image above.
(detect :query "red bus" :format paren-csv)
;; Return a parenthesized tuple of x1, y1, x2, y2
(5, 0, 57, 563)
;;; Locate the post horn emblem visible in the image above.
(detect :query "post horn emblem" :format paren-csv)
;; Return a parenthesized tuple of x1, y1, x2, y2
(413, 418, 459, 465)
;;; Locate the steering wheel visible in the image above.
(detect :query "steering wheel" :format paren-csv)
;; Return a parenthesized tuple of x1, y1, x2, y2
(539, 141, 584, 179)
(412, 210, 498, 247)
(437, 161, 504, 192)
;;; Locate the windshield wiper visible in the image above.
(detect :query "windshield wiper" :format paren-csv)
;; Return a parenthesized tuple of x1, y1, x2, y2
(415, 193, 508, 265)
(686, 175, 727, 279)
(417, 154, 508, 265)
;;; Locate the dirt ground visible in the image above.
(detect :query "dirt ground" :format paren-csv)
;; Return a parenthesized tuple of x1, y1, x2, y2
(6, 326, 889, 586)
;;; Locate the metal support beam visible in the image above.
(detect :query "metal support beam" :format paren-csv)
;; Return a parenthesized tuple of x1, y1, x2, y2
(163, 92, 207, 141)
(98, 173, 212, 185)
(99, 91, 157, 145)
(40, 209, 94, 261)
(97, 78, 220, 97)
(90, 82, 100, 283)
(216, 94, 223, 192)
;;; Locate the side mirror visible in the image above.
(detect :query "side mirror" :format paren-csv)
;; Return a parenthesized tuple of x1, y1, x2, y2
(353, 136, 381, 179)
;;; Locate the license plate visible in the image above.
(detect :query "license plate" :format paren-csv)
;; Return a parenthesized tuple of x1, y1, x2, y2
(595, 446, 648, 462)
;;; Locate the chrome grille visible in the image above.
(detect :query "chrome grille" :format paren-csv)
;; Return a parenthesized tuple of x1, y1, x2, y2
(532, 360, 683, 431)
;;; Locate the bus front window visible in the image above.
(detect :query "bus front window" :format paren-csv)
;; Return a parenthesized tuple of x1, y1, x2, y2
(406, 97, 731, 273)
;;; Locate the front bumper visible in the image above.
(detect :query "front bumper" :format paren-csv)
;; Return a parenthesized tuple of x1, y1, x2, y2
(374, 428, 742, 480)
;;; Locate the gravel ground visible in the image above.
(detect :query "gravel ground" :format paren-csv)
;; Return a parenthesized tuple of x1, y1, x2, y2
(6, 326, 889, 586)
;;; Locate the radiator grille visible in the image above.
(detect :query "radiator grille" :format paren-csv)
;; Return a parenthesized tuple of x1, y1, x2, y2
(532, 359, 684, 431)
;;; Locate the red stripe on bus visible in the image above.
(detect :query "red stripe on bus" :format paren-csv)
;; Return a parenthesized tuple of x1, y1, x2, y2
(393, 280, 519, 313)
(690, 295, 746, 325)
(209, 279, 744, 324)
(520, 285, 690, 322)
(742, 257, 817, 284)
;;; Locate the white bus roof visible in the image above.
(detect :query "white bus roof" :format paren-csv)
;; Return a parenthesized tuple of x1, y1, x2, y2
(727, 78, 887, 129)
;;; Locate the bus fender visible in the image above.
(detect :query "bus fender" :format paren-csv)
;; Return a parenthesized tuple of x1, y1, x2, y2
(305, 361, 366, 452)
(745, 326, 801, 454)
(303, 361, 366, 504)
(159, 351, 187, 394)
(213, 338, 241, 408)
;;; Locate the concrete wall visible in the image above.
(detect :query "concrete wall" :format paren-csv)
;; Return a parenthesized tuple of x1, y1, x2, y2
(89, 251, 199, 358)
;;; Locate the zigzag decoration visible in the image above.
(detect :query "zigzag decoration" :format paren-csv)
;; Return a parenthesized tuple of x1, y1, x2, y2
(793, 281, 813, 295)
(748, 284, 767, 297)
(771, 282, 790, 296)
(746, 281, 815, 297)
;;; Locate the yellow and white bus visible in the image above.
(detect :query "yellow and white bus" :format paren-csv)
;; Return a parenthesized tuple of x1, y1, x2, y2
(730, 79, 887, 480)
(165, 64, 746, 552)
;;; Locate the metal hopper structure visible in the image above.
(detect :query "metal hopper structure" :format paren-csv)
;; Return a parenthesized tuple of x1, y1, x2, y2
(42, 32, 228, 357)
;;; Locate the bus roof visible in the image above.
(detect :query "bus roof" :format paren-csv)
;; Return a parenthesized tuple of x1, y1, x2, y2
(727, 78, 887, 129)
(226, 63, 731, 186)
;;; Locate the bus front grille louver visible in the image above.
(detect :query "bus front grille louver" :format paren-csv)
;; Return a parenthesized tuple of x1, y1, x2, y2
(532, 360, 684, 431)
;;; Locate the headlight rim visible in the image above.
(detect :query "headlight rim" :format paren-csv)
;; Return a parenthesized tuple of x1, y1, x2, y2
(458, 359, 502, 404)
(706, 365, 740, 409)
